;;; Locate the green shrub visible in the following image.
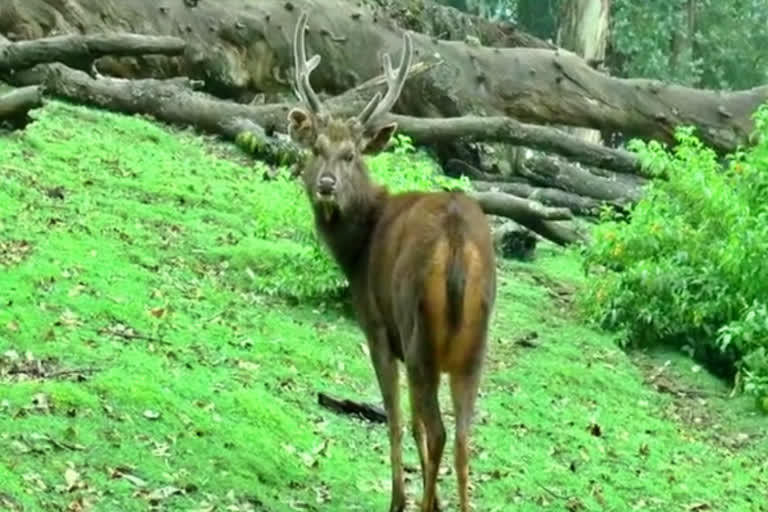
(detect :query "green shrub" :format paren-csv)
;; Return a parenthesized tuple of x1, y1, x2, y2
(221, 134, 469, 302)
(580, 104, 768, 404)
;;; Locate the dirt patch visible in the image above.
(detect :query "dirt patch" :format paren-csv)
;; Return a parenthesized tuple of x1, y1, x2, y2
(513, 266, 577, 311)
(1, 350, 99, 382)
(0, 239, 33, 267)
(631, 351, 756, 452)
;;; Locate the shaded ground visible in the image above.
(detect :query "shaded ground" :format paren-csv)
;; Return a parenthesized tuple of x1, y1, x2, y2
(1, 99, 766, 511)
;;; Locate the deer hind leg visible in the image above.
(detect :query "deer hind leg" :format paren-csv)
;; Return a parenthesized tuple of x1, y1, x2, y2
(405, 326, 444, 512)
(368, 327, 406, 512)
(449, 366, 482, 512)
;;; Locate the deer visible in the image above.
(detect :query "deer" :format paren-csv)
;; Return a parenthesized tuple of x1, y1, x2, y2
(287, 12, 497, 512)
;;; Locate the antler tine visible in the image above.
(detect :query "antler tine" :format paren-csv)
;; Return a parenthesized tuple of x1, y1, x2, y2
(358, 31, 413, 126)
(292, 12, 323, 113)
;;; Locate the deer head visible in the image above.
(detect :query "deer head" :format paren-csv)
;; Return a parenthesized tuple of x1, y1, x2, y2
(287, 12, 413, 222)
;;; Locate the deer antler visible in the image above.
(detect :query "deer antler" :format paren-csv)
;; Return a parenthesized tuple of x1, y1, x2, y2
(292, 12, 323, 113)
(357, 31, 413, 126)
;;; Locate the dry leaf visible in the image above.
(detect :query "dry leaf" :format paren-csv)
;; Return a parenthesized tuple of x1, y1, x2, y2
(143, 409, 160, 420)
(237, 360, 259, 372)
(64, 468, 81, 492)
(58, 310, 80, 328)
(146, 486, 182, 501)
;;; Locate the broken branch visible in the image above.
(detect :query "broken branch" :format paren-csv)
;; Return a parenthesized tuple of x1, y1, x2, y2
(0, 33, 186, 73)
(317, 392, 387, 423)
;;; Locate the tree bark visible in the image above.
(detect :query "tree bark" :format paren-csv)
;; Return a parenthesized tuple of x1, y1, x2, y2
(395, 115, 642, 174)
(556, 0, 611, 145)
(0, 85, 43, 129)
(493, 221, 538, 261)
(471, 191, 585, 246)
(472, 180, 604, 216)
(2, 0, 766, 153)
(0, 33, 186, 74)
(519, 154, 644, 202)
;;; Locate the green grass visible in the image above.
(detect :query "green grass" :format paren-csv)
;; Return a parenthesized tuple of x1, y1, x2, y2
(1, 99, 766, 511)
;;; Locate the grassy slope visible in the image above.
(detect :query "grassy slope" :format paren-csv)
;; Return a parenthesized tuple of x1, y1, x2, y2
(1, 101, 766, 511)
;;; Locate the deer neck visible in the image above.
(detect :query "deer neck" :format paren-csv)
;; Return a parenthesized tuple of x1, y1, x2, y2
(315, 185, 387, 281)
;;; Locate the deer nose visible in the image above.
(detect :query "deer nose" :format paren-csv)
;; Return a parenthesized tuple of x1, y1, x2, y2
(317, 175, 336, 195)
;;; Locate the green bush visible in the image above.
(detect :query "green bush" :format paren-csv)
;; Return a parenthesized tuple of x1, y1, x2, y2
(218, 134, 469, 302)
(580, 104, 768, 405)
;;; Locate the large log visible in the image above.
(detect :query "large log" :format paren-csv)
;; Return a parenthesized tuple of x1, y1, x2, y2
(16, 46, 638, 177)
(519, 154, 646, 202)
(2, 0, 766, 153)
(471, 191, 584, 246)
(0, 85, 43, 129)
(35, 63, 582, 245)
(395, 115, 642, 175)
(0, 33, 186, 74)
(472, 180, 604, 216)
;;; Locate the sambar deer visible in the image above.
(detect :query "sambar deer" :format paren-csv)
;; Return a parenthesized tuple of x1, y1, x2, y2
(287, 13, 497, 512)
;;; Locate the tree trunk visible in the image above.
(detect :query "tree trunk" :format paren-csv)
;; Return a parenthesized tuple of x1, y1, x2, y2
(0, 85, 43, 129)
(556, 0, 610, 145)
(2, 0, 766, 154)
(0, 33, 185, 74)
(473, 180, 604, 215)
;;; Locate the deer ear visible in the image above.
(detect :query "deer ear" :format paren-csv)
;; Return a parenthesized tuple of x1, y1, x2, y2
(287, 107, 315, 146)
(362, 122, 397, 155)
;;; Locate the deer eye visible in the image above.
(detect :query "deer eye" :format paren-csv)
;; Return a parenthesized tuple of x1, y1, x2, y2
(342, 151, 354, 162)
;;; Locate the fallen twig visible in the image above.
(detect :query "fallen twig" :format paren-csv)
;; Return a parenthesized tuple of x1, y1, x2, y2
(317, 392, 387, 423)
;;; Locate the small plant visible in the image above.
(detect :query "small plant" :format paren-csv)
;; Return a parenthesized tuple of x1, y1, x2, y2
(368, 134, 471, 193)
(581, 103, 768, 405)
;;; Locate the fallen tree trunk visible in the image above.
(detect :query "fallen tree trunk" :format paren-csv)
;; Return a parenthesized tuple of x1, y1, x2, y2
(472, 180, 603, 215)
(471, 191, 584, 246)
(35, 63, 583, 245)
(0, 85, 43, 129)
(3, 0, 767, 153)
(519, 154, 646, 202)
(23, 50, 639, 176)
(493, 221, 538, 261)
(0, 33, 186, 74)
(391, 115, 643, 175)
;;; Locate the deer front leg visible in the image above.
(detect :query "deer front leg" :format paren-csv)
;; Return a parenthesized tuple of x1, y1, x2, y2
(368, 327, 406, 512)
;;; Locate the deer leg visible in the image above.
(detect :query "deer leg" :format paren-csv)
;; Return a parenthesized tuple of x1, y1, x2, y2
(368, 328, 406, 512)
(449, 367, 482, 512)
(406, 362, 444, 512)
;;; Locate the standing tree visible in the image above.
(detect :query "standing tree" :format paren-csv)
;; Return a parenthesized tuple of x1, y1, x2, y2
(556, 0, 611, 145)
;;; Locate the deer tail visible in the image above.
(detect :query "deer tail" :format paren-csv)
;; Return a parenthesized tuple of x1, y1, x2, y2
(445, 204, 467, 335)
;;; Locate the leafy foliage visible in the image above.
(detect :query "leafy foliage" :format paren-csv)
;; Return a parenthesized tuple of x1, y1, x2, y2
(581, 104, 768, 405)
(435, 0, 518, 21)
(611, 0, 768, 89)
